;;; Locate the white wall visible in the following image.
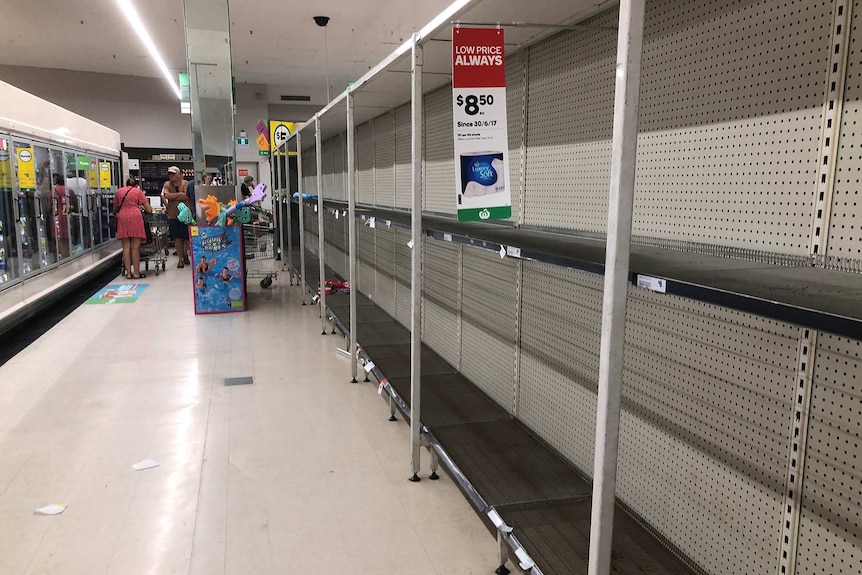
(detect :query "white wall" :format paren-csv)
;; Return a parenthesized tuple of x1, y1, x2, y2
(233, 82, 268, 163)
(0, 65, 190, 148)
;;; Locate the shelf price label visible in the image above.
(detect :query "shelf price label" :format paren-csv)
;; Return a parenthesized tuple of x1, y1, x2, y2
(452, 27, 512, 223)
(637, 275, 667, 293)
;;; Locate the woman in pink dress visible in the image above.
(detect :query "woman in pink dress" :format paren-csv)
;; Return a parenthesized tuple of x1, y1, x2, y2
(114, 178, 153, 279)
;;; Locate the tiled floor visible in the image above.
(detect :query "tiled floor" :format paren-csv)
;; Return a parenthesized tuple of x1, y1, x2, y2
(0, 263, 499, 575)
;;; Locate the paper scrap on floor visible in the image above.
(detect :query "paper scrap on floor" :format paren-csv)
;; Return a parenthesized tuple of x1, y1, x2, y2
(132, 459, 160, 471)
(35, 503, 67, 515)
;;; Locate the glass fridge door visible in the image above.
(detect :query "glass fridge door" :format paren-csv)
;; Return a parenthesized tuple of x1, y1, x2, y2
(13, 140, 41, 274)
(64, 151, 84, 256)
(32, 144, 58, 267)
(0, 135, 20, 283)
(49, 148, 71, 261)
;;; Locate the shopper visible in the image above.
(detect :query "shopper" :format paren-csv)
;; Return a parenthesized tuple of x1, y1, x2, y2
(115, 177, 152, 279)
(162, 165, 193, 268)
(66, 169, 89, 246)
(202, 173, 214, 186)
(52, 174, 74, 258)
(240, 175, 254, 199)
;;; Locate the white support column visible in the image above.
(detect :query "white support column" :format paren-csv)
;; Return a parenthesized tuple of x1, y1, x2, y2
(347, 93, 358, 383)
(297, 132, 306, 304)
(587, 2, 645, 575)
(409, 34, 424, 482)
(316, 117, 327, 334)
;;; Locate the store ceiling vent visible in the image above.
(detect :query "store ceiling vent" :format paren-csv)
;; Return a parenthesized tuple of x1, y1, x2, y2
(281, 95, 311, 101)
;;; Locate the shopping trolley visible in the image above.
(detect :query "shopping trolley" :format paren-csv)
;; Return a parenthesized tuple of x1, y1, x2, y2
(142, 212, 169, 274)
(242, 222, 278, 288)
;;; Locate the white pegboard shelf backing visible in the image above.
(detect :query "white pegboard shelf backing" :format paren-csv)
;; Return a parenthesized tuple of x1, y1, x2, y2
(356, 121, 375, 206)
(301, 147, 317, 196)
(373, 225, 397, 318)
(620, 287, 799, 575)
(358, 221, 376, 298)
(507, 50, 527, 225)
(829, 1, 862, 262)
(422, 238, 461, 368)
(518, 261, 604, 475)
(796, 333, 861, 574)
(394, 227, 412, 328)
(523, 7, 617, 233)
(460, 247, 518, 413)
(394, 104, 412, 211)
(524, 0, 830, 255)
(423, 85, 455, 216)
(373, 112, 395, 208)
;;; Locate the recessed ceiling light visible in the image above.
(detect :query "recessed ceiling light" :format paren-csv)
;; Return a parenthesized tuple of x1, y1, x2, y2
(116, 0, 182, 100)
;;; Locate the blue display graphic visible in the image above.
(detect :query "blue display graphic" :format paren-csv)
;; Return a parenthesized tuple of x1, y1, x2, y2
(189, 226, 245, 314)
(460, 151, 503, 192)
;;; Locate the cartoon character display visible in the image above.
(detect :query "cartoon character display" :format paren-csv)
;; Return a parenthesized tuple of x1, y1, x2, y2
(178, 202, 196, 225)
(223, 183, 266, 220)
(198, 195, 221, 223)
(196, 184, 267, 227)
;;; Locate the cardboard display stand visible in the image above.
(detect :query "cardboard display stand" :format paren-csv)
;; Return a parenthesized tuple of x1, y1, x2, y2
(189, 225, 246, 314)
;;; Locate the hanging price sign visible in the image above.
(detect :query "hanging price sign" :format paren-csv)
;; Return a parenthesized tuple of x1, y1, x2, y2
(452, 27, 512, 222)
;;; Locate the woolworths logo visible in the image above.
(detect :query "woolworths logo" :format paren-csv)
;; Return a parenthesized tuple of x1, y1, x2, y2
(478, 209, 491, 220)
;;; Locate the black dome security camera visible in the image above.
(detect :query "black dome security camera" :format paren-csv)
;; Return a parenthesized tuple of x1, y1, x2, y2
(313, 16, 330, 27)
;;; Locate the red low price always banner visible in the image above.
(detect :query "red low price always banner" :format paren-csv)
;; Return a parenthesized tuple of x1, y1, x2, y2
(452, 27, 506, 88)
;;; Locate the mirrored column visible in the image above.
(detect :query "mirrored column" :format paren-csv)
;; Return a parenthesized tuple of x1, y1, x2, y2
(183, 0, 236, 184)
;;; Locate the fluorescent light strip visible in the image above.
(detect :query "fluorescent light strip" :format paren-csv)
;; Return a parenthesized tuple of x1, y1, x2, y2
(116, 0, 182, 100)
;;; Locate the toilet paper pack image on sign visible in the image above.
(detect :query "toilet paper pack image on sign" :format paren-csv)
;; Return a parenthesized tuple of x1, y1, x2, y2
(456, 149, 512, 221)
(460, 151, 506, 198)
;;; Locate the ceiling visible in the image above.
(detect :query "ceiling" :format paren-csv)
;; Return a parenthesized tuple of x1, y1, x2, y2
(0, 0, 454, 107)
(0, 0, 616, 121)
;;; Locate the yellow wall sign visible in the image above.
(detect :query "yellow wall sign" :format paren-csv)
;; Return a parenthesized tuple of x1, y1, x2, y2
(255, 132, 269, 156)
(99, 162, 111, 188)
(17, 147, 36, 190)
(88, 159, 98, 187)
(269, 121, 295, 156)
(0, 150, 12, 190)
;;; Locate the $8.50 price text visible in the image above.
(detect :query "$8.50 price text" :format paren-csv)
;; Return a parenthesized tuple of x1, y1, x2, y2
(455, 94, 495, 116)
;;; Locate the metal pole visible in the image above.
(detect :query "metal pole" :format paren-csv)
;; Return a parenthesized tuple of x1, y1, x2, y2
(347, 94, 358, 383)
(297, 132, 307, 304)
(316, 117, 327, 334)
(409, 34, 423, 483)
(587, 2, 645, 575)
(286, 141, 294, 282)
(274, 148, 284, 272)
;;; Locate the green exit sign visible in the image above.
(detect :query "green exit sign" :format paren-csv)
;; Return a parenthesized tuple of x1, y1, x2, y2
(236, 137, 249, 146)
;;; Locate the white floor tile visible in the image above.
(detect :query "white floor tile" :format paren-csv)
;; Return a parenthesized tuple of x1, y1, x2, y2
(0, 267, 497, 574)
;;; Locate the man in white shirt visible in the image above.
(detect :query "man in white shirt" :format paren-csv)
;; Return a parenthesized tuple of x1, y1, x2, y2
(65, 170, 88, 248)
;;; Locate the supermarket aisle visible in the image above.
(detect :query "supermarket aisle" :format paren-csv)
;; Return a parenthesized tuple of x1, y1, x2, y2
(0, 268, 497, 575)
